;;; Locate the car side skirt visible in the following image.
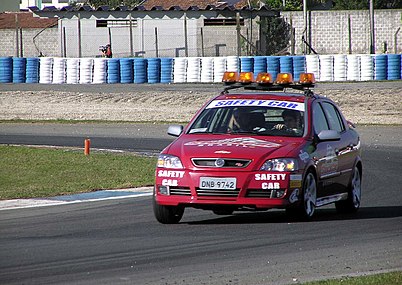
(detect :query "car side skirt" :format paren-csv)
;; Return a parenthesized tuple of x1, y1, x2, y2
(315, 193, 348, 207)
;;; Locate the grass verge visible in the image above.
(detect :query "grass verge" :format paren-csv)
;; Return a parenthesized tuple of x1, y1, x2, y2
(0, 145, 156, 200)
(298, 271, 402, 285)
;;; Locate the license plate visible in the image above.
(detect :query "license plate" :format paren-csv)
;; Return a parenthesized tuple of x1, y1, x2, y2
(199, 177, 236, 190)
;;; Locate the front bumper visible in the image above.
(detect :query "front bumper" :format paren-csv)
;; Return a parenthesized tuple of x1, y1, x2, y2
(154, 169, 302, 210)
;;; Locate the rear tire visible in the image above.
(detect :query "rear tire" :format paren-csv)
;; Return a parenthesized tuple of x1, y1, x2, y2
(153, 198, 184, 224)
(336, 166, 361, 214)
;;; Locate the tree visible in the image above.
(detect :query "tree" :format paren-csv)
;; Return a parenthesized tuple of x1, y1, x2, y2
(332, 0, 402, 9)
(86, 0, 141, 9)
(261, 0, 330, 11)
(259, 16, 292, 55)
(262, 0, 303, 10)
(262, 0, 401, 10)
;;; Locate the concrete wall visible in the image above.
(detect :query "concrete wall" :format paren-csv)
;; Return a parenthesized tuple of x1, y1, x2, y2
(1, 0, 19, 12)
(282, 9, 402, 55)
(0, 27, 59, 57)
(0, 9, 400, 58)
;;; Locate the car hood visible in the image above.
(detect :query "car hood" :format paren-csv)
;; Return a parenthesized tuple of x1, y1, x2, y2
(165, 134, 302, 168)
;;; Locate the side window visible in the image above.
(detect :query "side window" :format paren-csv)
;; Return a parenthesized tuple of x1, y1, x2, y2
(312, 103, 329, 134)
(322, 102, 345, 132)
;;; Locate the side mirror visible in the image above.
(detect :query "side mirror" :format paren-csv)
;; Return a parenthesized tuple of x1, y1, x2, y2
(167, 125, 184, 137)
(317, 130, 341, 142)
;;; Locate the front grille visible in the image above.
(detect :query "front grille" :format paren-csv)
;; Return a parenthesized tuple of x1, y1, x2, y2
(192, 158, 251, 168)
(246, 189, 286, 198)
(196, 188, 240, 197)
(246, 189, 273, 198)
(169, 187, 191, 196)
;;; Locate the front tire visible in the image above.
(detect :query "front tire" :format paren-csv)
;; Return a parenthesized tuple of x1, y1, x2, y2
(336, 166, 361, 214)
(286, 171, 317, 220)
(301, 172, 317, 219)
(153, 198, 184, 224)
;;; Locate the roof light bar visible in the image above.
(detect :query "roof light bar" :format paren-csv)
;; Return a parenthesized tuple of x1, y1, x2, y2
(222, 71, 316, 91)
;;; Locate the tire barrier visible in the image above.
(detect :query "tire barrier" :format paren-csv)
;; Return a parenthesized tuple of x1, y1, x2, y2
(79, 58, 93, 84)
(66, 58, 79, 84)
(333, 54, 347, 82)
(226, 56, 239, 72)
(173, 57, 187, 83)
(2, 54, 401, 84)
(201, 57, 214, 83)
(0, 57, 13, 83)
(25, 57, 39, 83)
(305, 55, 319, 81)
(346, 55, 360, 81)
(107, 58, 120, 84)
(120, 58, 134, 84)
(292, 56, 306, 81)
(240, 57, 254, 72)
(387, 54, 401, 80)
(266, 56, 280, 82)
(160, 58, 173, 83)
(319, 55, 334, 82)
(360, 55, 374, 81)
(253, 56, 267, 79)
(374, 55, 387, 80)
(52, 58, 66, 84)
(93, 58, 107, 84)
(187, 57, 201, 83)
(39, 57, 53, 84)
(213, 57, 226, 83)
(147, 58, 161, 84)
(279, 56, 293, 75)
(12, 57, 26, 83)
(134, 58, 147, 84)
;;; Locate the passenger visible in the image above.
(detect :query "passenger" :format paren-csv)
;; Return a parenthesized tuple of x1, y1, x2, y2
(229, 108, 265, 132)
(272, 109, 303, 134)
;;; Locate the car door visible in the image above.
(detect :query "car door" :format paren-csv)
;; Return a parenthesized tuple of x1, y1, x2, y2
(321, 101, 356, 190)
(311, 101, 345, 198)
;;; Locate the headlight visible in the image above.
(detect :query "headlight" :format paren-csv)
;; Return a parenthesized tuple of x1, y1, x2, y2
(157, 154, 183, 169)
(260, 158, 298, 172)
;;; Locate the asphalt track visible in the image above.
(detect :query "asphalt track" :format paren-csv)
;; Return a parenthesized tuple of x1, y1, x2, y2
(0, 123, 401, 284)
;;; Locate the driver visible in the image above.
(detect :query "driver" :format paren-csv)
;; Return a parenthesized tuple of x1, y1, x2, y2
(272, 109, 303, 134)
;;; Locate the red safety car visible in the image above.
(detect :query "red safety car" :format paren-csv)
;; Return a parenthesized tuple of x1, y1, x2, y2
(153, 72, 362, 223)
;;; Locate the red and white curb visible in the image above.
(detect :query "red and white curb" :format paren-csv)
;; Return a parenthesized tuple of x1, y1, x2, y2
(0, 187, 153, 211)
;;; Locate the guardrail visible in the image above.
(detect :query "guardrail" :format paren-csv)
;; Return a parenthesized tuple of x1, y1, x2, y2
(0, 54, 401, 84)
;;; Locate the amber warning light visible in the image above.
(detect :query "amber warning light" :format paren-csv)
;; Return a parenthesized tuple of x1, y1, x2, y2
(222, 72, 239, 83)
(299, 73, 316, 86)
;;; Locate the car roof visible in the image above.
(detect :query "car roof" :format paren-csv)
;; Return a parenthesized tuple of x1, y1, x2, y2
(219, 91, 304, 98)
(213, 90, 315, 104)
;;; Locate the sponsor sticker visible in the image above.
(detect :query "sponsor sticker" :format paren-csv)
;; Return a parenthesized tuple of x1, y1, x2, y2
(290, 174, 302, 188)
(185, 137, 280, 149)
(289, 188, 299, 203)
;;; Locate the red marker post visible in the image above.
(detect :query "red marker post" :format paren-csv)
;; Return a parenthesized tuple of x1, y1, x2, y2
(84, 139, 91, 156)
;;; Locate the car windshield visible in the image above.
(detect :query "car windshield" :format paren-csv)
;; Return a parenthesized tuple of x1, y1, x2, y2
(188, 99, 305, 137)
